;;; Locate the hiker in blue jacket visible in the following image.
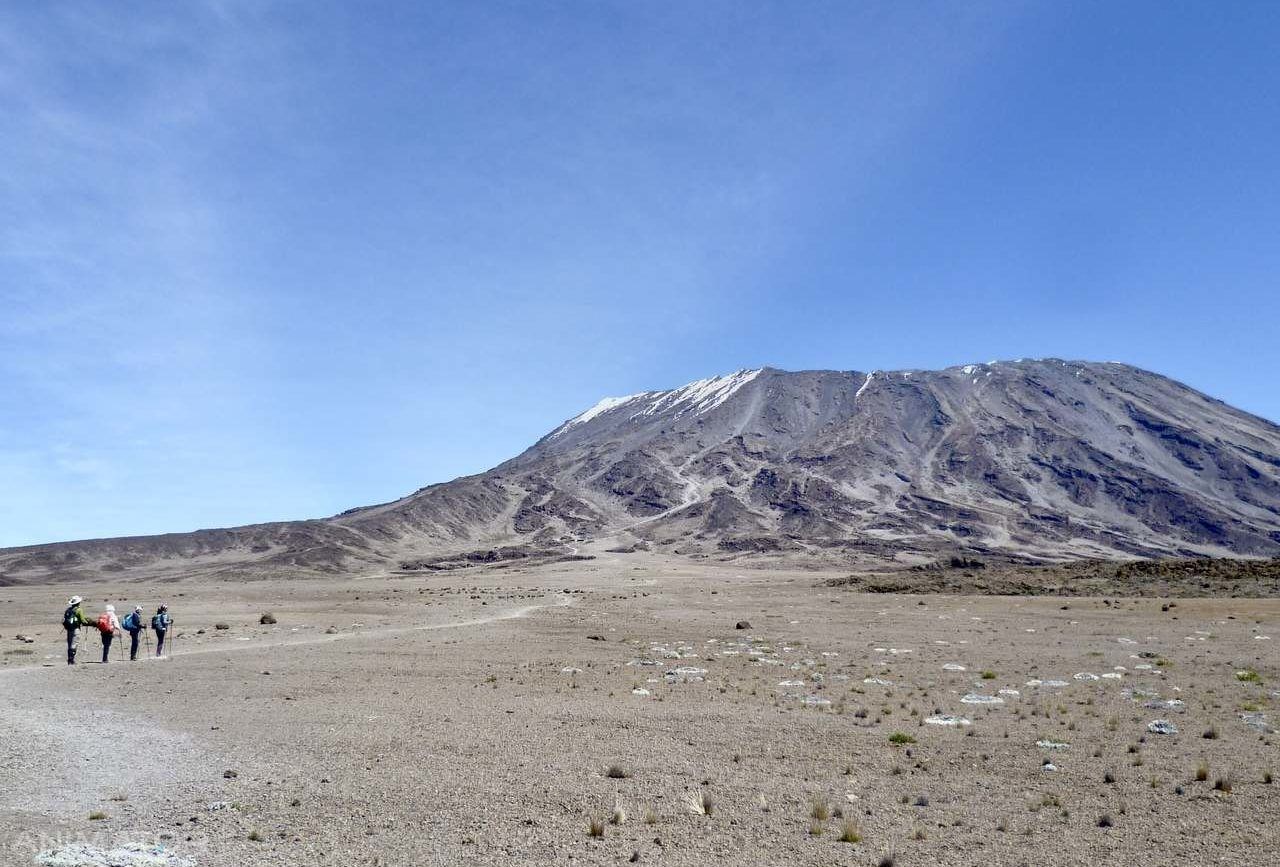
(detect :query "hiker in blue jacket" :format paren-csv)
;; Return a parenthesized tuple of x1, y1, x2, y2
(151, 604, 173, 656)
(122, 605, 145, 661)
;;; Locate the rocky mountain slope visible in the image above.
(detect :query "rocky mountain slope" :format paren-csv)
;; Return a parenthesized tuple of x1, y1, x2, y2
(4, 360, 1280, 582)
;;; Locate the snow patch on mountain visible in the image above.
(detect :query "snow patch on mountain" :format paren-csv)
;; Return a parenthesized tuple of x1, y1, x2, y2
(552, 369, 762, 437)
(636, 368, 762, 419)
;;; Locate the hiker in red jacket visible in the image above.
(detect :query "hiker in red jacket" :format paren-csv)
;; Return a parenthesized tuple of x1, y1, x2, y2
(96, 604, 121, 663)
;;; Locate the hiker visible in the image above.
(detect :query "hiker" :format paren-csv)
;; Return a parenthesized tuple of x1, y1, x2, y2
(97, 604, 121, 663)
(151, 604, 173, 656)
(62, 595, 93, 665)
(121, 605, 145, 661)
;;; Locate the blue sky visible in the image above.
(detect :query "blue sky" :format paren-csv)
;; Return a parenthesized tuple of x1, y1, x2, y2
(2, 1, 1278, 547)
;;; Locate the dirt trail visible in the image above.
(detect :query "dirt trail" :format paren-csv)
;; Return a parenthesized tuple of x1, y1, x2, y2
(0, 594, 576, 824)
(0, 595, 575, 678)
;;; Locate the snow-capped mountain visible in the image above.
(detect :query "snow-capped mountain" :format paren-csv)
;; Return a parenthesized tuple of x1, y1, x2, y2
(4, 360, 1280, 582)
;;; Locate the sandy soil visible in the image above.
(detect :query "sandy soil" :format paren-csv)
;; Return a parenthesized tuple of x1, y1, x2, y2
(2, 552, 1278, 866)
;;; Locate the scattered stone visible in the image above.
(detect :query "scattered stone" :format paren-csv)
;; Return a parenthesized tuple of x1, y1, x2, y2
(222, 769, 239, 779)
(1036, 740, 1070, 750)
(960, 693, 1003, 705)
(259, 613, 277, 625)
(735, 621, 752, 630)
(586, 634, 606, 641)
(942, 663, 967, 672)
(1147, 720, 1178, 735)
(214, 623, 230, 631)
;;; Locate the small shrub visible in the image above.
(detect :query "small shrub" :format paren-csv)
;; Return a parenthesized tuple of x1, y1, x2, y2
(1236, 670, 1262, 683)
(981, 670, 996, 679)
(605, 764, 630, 779)
(214, 623, 230, 631)
(1104, 769, 1116, 784)
(88, 811, 107, 821)
(248, 830, 264, 842)
(259, 612, 277, 625)
(1264, 770, 1274, 785)
(1097, 814, 1113, 828)
(1203, 726, 1220, 740)
(1214, 775, 1234, 794)
(888, 732, 916, 745)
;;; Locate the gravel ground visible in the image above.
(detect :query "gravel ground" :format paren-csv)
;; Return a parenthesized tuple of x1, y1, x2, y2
(2, 553, 1278, 866)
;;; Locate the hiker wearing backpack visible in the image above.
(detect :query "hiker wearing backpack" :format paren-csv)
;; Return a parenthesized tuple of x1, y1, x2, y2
(62, 595, 93, 665)
(97, 604, 122, 663)
(151, 604, 173, 656)
(121, 605, 145, 661)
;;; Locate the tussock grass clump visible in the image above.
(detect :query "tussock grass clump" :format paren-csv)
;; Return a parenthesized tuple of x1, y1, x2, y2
(88, 811, 107, 821)
(247, 830, 264, 842)
(810, 799, 830, 821)
(1236, 669, 1262, 683)
(682, 789, 713, 816)
(1203, 726, 1220, 740)
(1195, 760, 1210, 782)
(1104, 769, 1116, 784)
(587, 816, 605, 838)
(1214, 775, 1234, 794)
(837, 818, 862, 843)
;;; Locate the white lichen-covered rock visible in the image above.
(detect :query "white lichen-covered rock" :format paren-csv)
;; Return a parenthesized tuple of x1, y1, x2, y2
(35, 843, 195, 867)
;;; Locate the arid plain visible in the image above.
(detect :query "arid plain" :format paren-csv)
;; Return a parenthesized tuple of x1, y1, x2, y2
(3, 551, 1277, 867)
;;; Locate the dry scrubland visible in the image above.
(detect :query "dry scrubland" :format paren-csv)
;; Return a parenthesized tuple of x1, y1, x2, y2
(2, 553, 1278, 866)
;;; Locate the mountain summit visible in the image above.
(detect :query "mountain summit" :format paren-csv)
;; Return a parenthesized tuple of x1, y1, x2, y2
(5, 360, 1280, 582)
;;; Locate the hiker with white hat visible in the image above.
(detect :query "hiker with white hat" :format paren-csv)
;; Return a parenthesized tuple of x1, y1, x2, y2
(61, 595, 93, 665)
(121, 605, 146, 661)
(96, 604, 122, 663)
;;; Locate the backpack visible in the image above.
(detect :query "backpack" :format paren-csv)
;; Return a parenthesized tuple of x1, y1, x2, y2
(96, 613, 113, 634)
(63, 606, 77, 628)
(151, 613, 168, 631)
(123, 611, 140, 632)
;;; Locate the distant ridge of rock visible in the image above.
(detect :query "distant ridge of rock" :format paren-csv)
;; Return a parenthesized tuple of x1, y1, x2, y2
(4, 359, 1280, 582)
